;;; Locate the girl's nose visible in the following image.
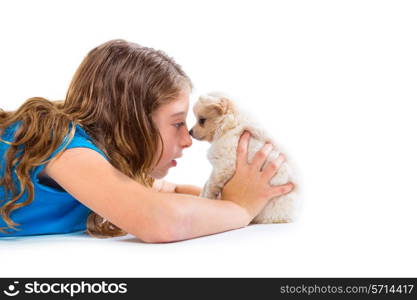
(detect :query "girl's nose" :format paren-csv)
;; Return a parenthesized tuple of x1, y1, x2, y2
(182, 129, 192, 148)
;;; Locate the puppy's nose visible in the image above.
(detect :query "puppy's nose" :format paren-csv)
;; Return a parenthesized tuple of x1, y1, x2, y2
(189, 129, 193, 136)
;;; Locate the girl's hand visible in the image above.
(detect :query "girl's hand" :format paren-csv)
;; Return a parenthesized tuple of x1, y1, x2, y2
(221, 131, 294, 221)
(152, 179, 177, 193)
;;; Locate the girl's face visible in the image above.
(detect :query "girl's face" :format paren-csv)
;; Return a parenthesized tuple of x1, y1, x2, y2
(150, 90, 193, 179)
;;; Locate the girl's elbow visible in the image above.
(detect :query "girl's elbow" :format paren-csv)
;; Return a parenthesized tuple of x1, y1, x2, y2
(140, 232, 177, 244)
(135, 206, 187, 243)
(138, 226, 178, 243)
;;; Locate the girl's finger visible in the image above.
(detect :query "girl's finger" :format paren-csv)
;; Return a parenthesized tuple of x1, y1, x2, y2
(261, 153, 285, 178)
(252, 142, 273, 170)
(270, 182, 294, 198)
(236, 131, 251, 168)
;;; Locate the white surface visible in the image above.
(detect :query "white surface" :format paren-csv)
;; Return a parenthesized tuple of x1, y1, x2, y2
(1, 0, 417, 277)
(1, 217, 416, 277)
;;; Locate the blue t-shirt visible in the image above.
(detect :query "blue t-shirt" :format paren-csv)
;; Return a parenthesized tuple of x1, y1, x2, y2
(0, 121, 109, 237)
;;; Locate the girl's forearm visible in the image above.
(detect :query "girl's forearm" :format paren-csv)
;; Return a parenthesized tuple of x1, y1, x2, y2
(152, 191, 250, 242)
(175, 184, 202, 196)
(152, 180, 202, 196)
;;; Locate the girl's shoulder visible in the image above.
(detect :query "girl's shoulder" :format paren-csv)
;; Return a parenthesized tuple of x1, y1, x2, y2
(68, 124, 109, 161)
(1, 121, 110, 175)
(2, 121, 109, 160)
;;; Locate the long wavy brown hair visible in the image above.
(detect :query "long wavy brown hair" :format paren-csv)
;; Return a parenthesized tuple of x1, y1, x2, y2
(0, 39, 193, 238)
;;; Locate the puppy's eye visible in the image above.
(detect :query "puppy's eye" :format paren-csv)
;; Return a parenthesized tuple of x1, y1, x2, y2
(198, 118, 206, 126)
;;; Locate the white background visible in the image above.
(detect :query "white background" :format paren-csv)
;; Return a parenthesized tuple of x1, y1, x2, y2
(0, 0, 416, 277)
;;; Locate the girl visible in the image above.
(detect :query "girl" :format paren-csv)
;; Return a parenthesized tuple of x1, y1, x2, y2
(0, 39, 294, 242)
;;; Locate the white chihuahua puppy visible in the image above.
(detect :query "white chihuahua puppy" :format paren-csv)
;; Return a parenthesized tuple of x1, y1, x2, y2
(189, 92, 300, 223)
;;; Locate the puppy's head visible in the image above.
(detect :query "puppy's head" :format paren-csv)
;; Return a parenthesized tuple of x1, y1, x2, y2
(189, 92, 238, 143)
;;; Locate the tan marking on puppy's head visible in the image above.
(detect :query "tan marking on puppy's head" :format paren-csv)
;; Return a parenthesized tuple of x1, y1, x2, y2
(189, 92, 238, 143)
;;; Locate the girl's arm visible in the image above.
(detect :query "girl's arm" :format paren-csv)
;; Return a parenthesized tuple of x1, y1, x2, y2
(152, 179, 202, 196)
(45, 132, 294, 243)
(45, 147, 250, 243)
(174, 184, 202, 196)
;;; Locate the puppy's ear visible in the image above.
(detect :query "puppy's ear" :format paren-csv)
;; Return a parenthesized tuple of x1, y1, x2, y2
(209, 97, 231, 115)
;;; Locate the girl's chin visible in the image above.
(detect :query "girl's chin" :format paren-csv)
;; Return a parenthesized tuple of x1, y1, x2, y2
(150, 167, 170, 179)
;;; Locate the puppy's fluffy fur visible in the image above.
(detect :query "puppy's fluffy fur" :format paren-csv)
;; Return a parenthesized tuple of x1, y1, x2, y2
(189, 92, 300, 223)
